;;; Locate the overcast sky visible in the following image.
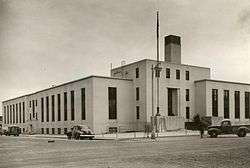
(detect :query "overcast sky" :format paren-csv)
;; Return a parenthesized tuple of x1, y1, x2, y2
(1, 0, 250, 114)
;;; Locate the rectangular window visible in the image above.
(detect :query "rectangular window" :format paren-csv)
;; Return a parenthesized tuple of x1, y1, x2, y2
(185, 71, 189, 80)
(136, 106, 140, 119)
(136, 67, 139, 78)
(81, 88, 86, 120)
(46, 96, 49, 122)
(64, 128, 67, 134)
(64, 92, 67, 121)
(235, 91, 240, 119)
(212, 89, 218, 117)
(13, 104, 15, 123)
(58, 128, 61, 135)
(176, 69, 180, 80)
(41, 128, 44, 134)
(29, 101, 31, 108)
(186, 107, 190, 119)
(136, 87, 140, 101)
(4, 106, 6, 124)
(23, 102, 25, 123)
(30, 113, 31, 120)
(46, 128, 49, 134)
(186, 89, 190, 101)
(41, 98, 44, 122)
(245, 92, 250, 119)
(52, 128, 55, 134)
(57, 94, 61, 121)
(16, 104, 18, 123)
(166, 68, 170, 78)
(35, 100, 37, 106)
(224, 90, 230, 119)
(32, 100, 35, 118)
(19, 103, 21, 123)
(108, 87, 117, 120)
(10, 105, 12, 124)
(71, 91, 75, 121)
(7, 105, 9, 124)
(52, 95, 55, 122)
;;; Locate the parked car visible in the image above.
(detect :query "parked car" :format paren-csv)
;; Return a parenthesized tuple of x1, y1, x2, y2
(67, 125, 94, 140)
(4, 125, 21, 136)
(208, 119, 250, 138)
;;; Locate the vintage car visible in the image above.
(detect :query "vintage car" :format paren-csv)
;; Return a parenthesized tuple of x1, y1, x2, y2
(4, 125, 21, 136)
(208, 119, 250, 138)
(66, 125, 94, 140)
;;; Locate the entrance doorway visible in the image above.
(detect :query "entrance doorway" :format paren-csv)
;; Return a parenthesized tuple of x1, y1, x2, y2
(168, 88, 179, 116)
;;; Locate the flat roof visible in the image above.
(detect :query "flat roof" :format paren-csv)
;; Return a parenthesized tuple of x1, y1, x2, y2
(195, 79, 250, 86)
(111, 59, 210, 70)
(2, 75, 132, 103)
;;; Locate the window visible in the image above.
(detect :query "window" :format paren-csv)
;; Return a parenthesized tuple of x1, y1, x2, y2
(136, 87, 140, 101)
(186, 107, 190, 119)
(235, 91, 240, 119)
(57, 94, 61, 121)
(185, 71, 189, 80)
(64, 92, 67, 121)
(71, 91, 75, 121)
(224, 90, 230, 119)
(108, 87, 117, 120)
(29, 101, 31, 108)
(212, 89, 218, 117)
(13, 104, 15, 123)
(41, 128, 44, 134)
(245, 92, 250, 119)
(10, 105, 12, 124)
(19, 103, 21, 123)
(52, 128, 55, 134)
(16, 104, 18, 123)
(23, 102, 25, 123)
(64, 128, 67, 134)
(7, 105, 9, 124)
(29, 113, 31, 120)
(46, 128, 49, 134)
(41, 98, 44, 122)
(52, 95, 55, 122)
(136, 67, 139, 78)
(136, 106, 140, 119)
(35, 100, 37, 106)
(166, 68, 170, 78)
(176, 69, 180, 80)
(81, 88, 86, 120)
(46, 96, 49, 122)
(4, 106, 6, 124)
(58, 128, 61, 135)
(23, 128, 25, 133)
(32, 100, 35, 118)
(186, 89, 190, 101)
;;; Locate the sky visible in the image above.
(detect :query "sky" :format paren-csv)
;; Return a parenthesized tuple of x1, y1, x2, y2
(1, 0, 250, 114)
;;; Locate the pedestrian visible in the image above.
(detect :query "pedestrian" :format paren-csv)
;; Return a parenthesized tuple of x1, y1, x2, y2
(199, 122, 205, 138)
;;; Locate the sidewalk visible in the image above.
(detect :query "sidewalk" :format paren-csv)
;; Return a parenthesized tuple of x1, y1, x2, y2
(23, 129, 201, 140)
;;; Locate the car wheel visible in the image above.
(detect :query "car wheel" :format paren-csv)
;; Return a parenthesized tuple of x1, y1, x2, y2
(238, 130, 246, 137)
(210, 131, 218, 138)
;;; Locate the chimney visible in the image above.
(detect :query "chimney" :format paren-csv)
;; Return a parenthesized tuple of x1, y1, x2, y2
(164, 35, 181, 64)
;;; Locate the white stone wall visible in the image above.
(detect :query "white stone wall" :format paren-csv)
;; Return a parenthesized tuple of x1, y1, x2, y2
(195, 80, 250, 123)
(2, 76, 134, 134)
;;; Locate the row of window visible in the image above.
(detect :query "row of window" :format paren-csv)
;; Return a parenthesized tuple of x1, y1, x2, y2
(41, 89, 86, 122)
(41, 127, 67, 135)
(3, 102, 25, 125)
(135, 67, 190, 80)
(212, 89, 250, 119)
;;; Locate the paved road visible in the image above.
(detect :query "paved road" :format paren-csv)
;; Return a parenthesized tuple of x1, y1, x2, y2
(0, 135, 250, 168)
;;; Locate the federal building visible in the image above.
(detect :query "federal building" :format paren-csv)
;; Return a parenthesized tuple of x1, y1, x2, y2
(2, 35, 250, 135)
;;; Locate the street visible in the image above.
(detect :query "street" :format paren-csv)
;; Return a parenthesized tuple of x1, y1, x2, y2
(0, 135, 250, 168)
